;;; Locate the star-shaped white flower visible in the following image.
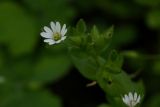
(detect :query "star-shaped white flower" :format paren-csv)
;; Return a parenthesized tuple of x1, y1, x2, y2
(122, 92, 141, 107)
(40, 21, 67, 45)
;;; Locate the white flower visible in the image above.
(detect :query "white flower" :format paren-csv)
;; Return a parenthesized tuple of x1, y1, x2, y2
(122, 92, 141, 107)
(40, 21, 67, 45)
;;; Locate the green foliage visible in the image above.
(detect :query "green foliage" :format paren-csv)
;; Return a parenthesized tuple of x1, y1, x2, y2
(68, 20, 113, 80)
(104, 50, 123, 73)
(24, 0, 75, 23)
(0, 91, 62, 107)
(146, 9, 160, 29)
(152, 60, 160, 75)
(97, 69, 144, 107)
(112, 25, 137, 48)
(0, 0, 159, 106)
(0, 1, 73, 107)
(0, 2, 37, 56)
(146, 94, 160, 107)
(68, 20, 145, 107)
(76, 19, 87, 33)
(34, 53, 71, 84)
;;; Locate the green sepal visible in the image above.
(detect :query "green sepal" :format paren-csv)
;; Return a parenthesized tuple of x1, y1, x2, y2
(76, 19, 87, 33)
(105, 50, 123, 73)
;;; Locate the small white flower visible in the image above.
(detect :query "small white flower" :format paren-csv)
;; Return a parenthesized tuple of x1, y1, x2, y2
(122, 92, 141, 107)
(40, 21, 67, 45)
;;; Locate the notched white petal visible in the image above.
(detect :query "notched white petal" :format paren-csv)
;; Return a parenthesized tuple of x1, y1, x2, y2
(134, 92, 138, 101)
(55, 40, 62, 44)
(44, 39, 53, 43)
(44, 26, 52, 34)
(61, 24, 66, 34)
(61, 29, 67, 36)
(49, 40, 56, 45)
(56, 21, 61, 32)
(129, 92, 133, 101)
(40, 32, 52, 38)
(137, 95, 141, 103)
(61, 36, 66, 40)
(50, 21, 56, 32)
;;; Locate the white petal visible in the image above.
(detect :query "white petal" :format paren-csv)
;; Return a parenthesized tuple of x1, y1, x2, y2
(129, 92, 133, 101)
(122, 97, 127, 104)
(50, 21, 56, 32)
(134, 92, 138, 101)
(61, 28, 67, 36)
(137, 95, 141, 103)
(61, 36, 66, 41)
(56, 22, 61, 33)
(44, 26, 53, 34)
(49, 41, 56, 45)
(55, 40, 62, 44)
(44, 39, 56, 45)
(44, 39, 53, 43)
(124, 95, 130, 105)
(40, 32, 52, 38)
(61, 24, 66, 34)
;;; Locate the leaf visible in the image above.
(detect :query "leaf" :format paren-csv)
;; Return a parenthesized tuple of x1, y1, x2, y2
(0, 52, 4, 69)
(97, 70, 144, 107)
(76, 19, 87, 33)
(0, 2, 37, 56)
(69, 47, 98, 80)
(146, 9, 160, 29)
(91, 25, 99, 42)
(112, 25, 137, 48)
(24, 0, 75, 23)
(105, 50, 123, 73)
(146, 94, 160, 107)
(153, 61, 160, 75)
(33, 53, 71, 84)
(0, 91, 62, 107)
(103, 25, 114, 39)
(90, 26, 113, 54)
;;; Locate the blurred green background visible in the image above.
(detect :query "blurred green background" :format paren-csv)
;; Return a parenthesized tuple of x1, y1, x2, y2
(0, 0, 160, 107)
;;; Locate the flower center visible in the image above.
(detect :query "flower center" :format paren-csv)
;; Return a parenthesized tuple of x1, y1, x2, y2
(53, 32, 61, 41)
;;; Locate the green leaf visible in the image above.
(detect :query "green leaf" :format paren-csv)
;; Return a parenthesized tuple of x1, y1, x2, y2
(33, 53, 71, 84)
(112, 25, 137, 48)
(76, 19, 87, 33)
(0, 2, 37, 56)
(69, 47, 98, 80)
(0, 52, 4, 69)
(0, 91, 62, 107)
(153, 61, 160, 75)
(105, 50, 123, 73)
(146, 94, 160, 107)
(0, 58, 34, 85)
(146, 9, 160, 29)
(90, 26, 113, 54)
(97, 70, 144, 107)
(103, 25, 114, 39)
(24, 0, 75, 23)
(91, 25, 99, 42)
